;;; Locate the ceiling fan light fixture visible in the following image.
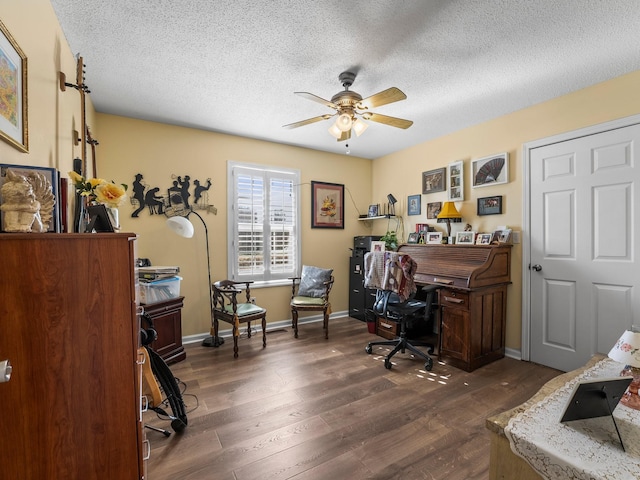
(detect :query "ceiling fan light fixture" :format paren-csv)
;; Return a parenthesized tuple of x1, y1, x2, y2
(353, 118, 369, 136)
(328, 122, 342, 139)
(336, 113, 353, 132)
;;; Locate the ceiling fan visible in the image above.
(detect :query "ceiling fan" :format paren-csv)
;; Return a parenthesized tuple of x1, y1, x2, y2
(283, 71, 413, 142)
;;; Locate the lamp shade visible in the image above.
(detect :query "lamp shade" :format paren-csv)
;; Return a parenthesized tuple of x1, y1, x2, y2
(166, 216, 194, 238)
(336, 113, 353, 132)
(387, 193, 397, 205)
(608, 330, 640, 367)
(352, 118, 369, 136)
(437, 202, 462, 221)
(328, 122, 342, 139)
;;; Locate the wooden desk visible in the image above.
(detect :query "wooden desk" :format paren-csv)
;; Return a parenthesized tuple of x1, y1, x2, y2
(142, 296, 186, 364)
(398, 244, 511, 371)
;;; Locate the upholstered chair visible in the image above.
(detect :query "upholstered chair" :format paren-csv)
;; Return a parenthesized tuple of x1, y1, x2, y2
(289, 265, 334, 339)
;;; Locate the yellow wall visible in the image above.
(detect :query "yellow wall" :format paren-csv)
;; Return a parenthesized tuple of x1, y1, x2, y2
(0, 1, 95, 189)
(96, 115, 375, 336)
(373, 70, 640, 350)
(2, 1, 640, 350)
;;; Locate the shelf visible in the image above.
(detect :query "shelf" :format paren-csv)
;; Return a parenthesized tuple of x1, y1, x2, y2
(358, 215, 396, 221)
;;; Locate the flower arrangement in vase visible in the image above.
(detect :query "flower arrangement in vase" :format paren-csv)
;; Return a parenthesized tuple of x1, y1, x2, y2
(69, 171, 128, 232)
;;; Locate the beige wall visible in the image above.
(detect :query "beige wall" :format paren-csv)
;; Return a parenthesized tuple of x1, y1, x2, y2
(96, 115, 375, 336)
(373, 70, 640, 350)
(0, 1, 95, 189)
(3, 1, 640, 350)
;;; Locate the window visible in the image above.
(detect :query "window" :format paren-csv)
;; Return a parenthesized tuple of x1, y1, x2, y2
(228, 162, 300, 284)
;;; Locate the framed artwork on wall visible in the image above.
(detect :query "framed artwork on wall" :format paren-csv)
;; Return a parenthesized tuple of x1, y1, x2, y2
(447, 160, 464, 201)
(426, 201, 441, 219)
(422, 168, 445, 194)
(472, 152, 508, 188)
(0, 20, 28, 152)
(407, 194, 421, 215)
(311, 181, 344, 229)
(477, 195, 503, 215)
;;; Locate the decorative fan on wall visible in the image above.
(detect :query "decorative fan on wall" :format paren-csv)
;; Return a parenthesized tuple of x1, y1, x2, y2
(283, 71, 413, 142)
(475, 156, 505, 185)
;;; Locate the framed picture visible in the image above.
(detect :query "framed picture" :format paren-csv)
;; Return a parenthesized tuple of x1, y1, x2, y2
(422, 168, 445, 194)
(426, 201, 442, 219)
(0, 20, 28, 152)
(447, 160, 464, 201)
(476, 233, 492, 245)
(407, 232, 420, 244)
(407, 194, 421, 216)
(367, 204, 379, 217)
(371, 240, 386, 252)
(311, 181, 344, 229)
(0, 164, 59, 232)
(456, 231, 476, 245)
(491, 228, 512, 244)
(477, 195, 503, 216)
(426, 232, 443, 244)
(472, 152, 508, 188)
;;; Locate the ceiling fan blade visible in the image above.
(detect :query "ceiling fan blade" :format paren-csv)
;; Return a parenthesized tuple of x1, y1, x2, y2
(363, 112, 413, 129)
(294, 92, 339, 110)
(358, 87, 407, 110)
(283, 114, 334, 129)
(337, 129, 351, 142)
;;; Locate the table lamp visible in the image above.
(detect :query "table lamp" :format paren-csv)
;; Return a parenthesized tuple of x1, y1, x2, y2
(608, 330, 640, 410)
(437, 202, 462, 241)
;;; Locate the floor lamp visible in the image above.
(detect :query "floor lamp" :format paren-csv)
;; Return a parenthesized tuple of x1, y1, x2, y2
(166, 211, 224, 347)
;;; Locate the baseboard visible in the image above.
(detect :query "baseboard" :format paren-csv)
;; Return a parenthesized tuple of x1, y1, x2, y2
(182, 309, 349, 345)
(505, 347, 522, 361)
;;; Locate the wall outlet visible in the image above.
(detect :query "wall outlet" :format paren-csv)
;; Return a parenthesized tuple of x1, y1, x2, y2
(250, 297, 256, 304)
(512, 231, 521, 244)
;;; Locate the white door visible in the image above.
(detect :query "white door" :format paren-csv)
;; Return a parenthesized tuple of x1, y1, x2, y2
(528, 121, 640, 372)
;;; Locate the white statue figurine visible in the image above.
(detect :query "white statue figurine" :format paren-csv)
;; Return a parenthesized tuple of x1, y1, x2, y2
(0, 169, 55, 233)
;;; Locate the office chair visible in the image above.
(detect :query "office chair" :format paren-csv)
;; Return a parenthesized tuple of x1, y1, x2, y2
(364, 251, 439, 371)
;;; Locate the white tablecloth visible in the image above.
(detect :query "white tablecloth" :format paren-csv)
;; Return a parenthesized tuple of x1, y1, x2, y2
(504, 358, 640, 480)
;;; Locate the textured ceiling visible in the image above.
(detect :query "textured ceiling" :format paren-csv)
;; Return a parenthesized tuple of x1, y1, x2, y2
(50, 0, 640, 159)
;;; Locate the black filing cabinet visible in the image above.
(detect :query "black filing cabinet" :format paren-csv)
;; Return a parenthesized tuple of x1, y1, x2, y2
(349, 236, 380, 321)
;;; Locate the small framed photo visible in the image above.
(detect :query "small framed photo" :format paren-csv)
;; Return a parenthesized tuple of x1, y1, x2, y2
(426, 232, 443, 244)
(447, 160, 464, 201)
(477, 195, 503, 216)
(407, 194, 421, 216)
(498, 228, 512, 244)
(371, 240, 386, 252)
(367, 204, 379, 217)
(426, 201, 442, 219)
(476, 233, 492, 245)
(407, 232, 420, 244)
(422, 168, 446, 194)
(472, 152, 509, 188)
(456, 231, 476, 245)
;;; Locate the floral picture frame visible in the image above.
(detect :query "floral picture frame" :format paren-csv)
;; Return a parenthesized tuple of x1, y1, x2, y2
(422, 168, 446, 194)
(407, 194, 421, 215)
(447, 160, 464, 201)
(472, 152, 509, 188)
(311, 181, 344, 229)
(0, 20, 28, 152)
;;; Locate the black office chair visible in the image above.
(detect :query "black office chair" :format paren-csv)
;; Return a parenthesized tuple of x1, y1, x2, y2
(364, 251, 439, 371)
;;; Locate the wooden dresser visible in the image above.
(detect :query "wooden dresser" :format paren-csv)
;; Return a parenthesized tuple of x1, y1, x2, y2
(0, 234, 145, 479)
(398, 243, 511, 372)
(142, 296, 186, 364)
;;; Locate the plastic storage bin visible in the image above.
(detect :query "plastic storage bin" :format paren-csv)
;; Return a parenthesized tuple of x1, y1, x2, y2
(139, 276, 182, 304)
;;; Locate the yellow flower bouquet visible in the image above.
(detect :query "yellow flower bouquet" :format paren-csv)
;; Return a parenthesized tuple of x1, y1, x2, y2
(68, 171, 128, 208)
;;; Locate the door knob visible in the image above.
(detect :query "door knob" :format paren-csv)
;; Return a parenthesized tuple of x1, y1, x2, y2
(0, 359, 12, 383)
(531, 264, 542, 272)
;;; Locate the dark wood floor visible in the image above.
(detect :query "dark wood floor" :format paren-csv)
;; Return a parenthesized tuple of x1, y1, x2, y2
(145, 317, 560, 480)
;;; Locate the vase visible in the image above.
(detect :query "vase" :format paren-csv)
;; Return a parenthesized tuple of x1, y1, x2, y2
(74, 195, 91, 233)
(107, 207, 120, 232)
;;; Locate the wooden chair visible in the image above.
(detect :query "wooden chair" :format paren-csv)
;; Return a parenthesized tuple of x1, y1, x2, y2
(212, 280, 266, 358)
(289, 274, 334, 339)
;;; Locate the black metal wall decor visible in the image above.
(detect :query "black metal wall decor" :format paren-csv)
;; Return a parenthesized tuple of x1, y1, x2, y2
(130, 173, 216, 218)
